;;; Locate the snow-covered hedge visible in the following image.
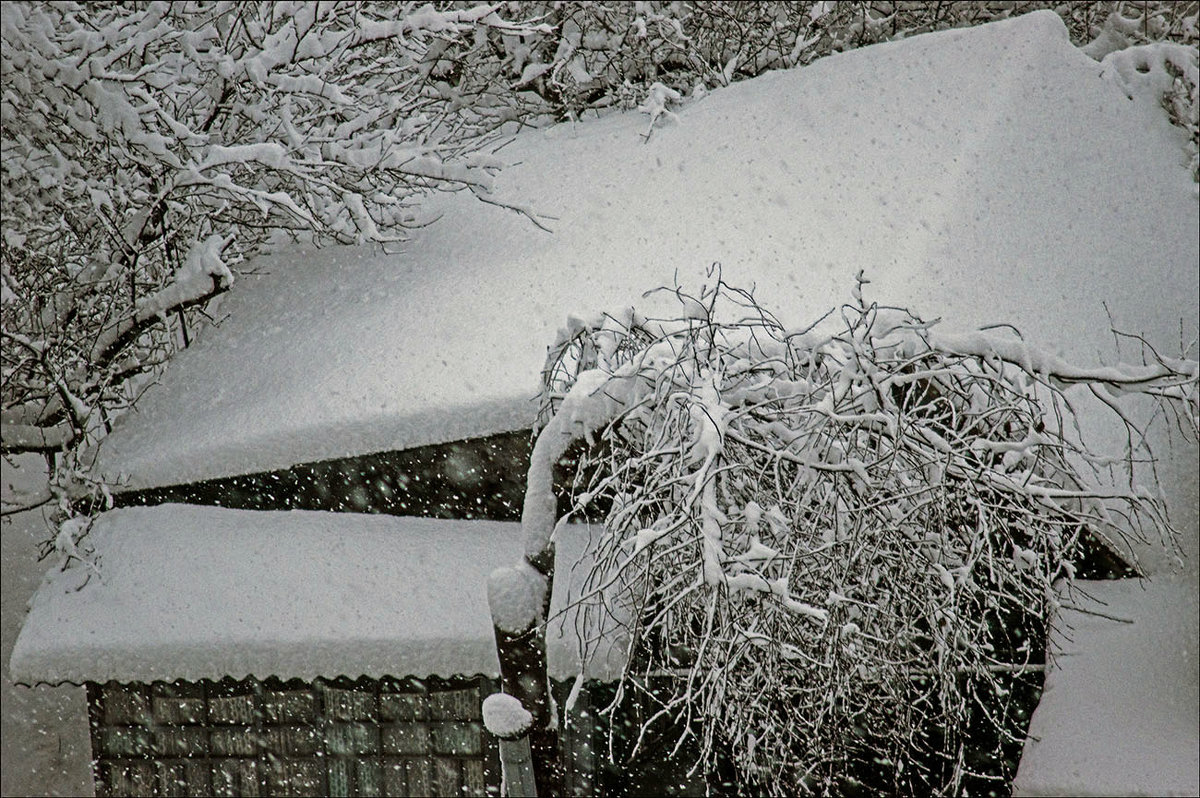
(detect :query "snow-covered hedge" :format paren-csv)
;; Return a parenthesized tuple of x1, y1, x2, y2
(475, 2, 1199, 120)
(515, 272, 1197, 796)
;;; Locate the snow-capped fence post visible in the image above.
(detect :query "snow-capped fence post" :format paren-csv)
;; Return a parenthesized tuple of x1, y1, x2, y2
(486, 418, 570, 797)
(487, 554, 559, 797)
(482, 692, 538, 796)
(487, 359, 639, 794)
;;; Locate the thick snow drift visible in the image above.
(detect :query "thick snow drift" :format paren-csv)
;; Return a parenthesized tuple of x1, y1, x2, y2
(1014, 575, 1200, 797)
(8, 505, 625, 685)
(91, 10, 1197, 495)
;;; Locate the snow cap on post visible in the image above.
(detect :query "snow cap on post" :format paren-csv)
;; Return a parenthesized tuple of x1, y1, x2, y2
(482, 692, 535, 740)
(488, 561, 548, 633)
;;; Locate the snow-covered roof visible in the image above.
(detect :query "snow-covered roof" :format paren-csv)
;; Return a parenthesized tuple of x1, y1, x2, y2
(92, 10, 1198, 495)
(1013, 574, 1200, 797)
(8, 505, 625, 685)
(11, 13, 1199, 793)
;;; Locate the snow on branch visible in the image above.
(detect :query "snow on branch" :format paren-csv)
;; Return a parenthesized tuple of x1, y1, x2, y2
(0, 421, 75, 455)
(491, 267, 1197, 796)
(91, 234, 235, 367)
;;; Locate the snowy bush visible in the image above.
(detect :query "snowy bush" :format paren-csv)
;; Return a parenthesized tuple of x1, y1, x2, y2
(512, 272, 1197, 796)
(464, 2, 1199, 121)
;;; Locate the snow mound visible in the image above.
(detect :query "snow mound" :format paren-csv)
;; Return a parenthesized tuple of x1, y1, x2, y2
(482, 692, 533, 739)
(487, 561, 547, 633)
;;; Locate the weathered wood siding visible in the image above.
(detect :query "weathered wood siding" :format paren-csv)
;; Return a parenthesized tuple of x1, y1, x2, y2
(88, 675, 501, 798)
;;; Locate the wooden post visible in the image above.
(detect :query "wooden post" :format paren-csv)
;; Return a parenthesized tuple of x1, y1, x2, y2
(489, 368, 632, 796)
(497, 737, 538, 797)
(491, 550, 562, 797)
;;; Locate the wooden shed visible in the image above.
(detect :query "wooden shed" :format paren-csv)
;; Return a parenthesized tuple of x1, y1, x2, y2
(11, 505, 645, 797)
(9, 10, 1198, 797)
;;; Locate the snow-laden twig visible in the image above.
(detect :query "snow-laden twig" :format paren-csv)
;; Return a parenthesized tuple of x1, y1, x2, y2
(638, 82, 682, 141)
(90, 233, 235, 366)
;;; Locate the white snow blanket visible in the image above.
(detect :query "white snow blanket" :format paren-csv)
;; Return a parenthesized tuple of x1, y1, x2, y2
(45, 9, 1197, 796)
(1014, 575, 1200, 797)
(8, 505, 625, 684)
(91, 10, 1197, 495)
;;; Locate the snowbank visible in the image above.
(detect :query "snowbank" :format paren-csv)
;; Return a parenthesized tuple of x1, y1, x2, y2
(1013, 574, 1200, 797)
(8, 505, 625, 685)
(91, 10, 1197, 495)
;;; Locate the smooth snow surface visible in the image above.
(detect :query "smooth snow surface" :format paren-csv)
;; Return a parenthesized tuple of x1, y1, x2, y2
(482, 692, 533, 739)
(8, 505, 625, 684)
(1013, 575, 1200, 797)
(1014, 443, 1200, 797)
(92, 10, 1198, 496)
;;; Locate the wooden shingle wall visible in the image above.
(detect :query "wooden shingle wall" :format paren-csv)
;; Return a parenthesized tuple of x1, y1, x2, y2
(88, 674, 699, 797)
(88, 675, 501, 798)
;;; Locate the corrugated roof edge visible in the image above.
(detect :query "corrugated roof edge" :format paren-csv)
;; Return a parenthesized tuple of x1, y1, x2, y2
(12, 671, 591, 689)
(8, 506, 628, 686)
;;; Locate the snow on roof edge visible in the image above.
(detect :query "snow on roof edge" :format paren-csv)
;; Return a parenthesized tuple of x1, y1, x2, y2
(95, 393, 536, 492)
(10, 671, 514, 690)
(9, 506, 626, 685)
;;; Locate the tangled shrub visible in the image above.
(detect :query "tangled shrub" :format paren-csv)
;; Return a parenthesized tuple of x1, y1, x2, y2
(524, 272, 1196, 796)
